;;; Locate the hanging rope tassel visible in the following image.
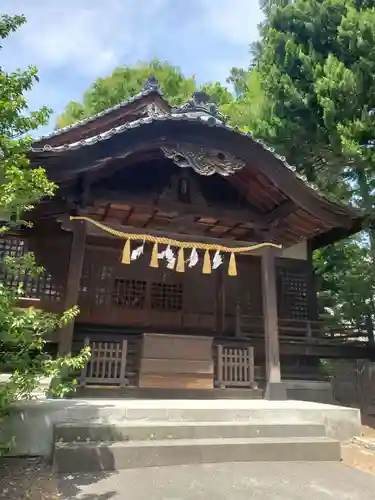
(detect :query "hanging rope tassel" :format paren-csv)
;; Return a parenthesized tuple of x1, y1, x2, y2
(150, 242, 159, 268)
(176, 248, 185, 273)
(228, 252, 237, 277)
(202, 250, 212, 274)
(121, 239, 131, 264)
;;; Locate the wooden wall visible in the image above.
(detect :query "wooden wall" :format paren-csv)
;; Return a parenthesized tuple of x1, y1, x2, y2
(0, 233, 317, 337)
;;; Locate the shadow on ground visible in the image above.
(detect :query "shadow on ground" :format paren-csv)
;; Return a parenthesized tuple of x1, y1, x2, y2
(0, 399, 122, 499)
(57, 471, 118, 500)
(0, 458, 118, 500)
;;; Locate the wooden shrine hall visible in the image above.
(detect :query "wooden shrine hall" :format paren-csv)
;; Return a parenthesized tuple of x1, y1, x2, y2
(4, 77, 371, 399)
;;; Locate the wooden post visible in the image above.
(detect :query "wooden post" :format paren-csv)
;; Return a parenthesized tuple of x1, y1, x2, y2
(119, 339, 128, 387)
(247, 346, 255, 388)
(215, 267, 225, 336)
(261, 247, 287, 399)
(58, 220, 86, 356)
(217, 344, 224, 388)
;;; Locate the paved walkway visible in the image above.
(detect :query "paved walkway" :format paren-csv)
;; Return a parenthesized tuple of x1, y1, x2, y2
(56, 462, 375, 499)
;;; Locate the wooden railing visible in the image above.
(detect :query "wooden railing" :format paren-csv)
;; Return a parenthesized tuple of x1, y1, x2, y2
(237, 307, 370, 346)
(80, 338, 128, 386)
(216, 344, 256, 389)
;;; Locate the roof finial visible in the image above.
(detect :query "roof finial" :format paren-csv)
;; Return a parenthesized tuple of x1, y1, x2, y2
(173, 91, 227, 122)
(143, 75, 160, 92)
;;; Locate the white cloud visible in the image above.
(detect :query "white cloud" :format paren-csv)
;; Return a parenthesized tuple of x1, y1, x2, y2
(1, 0, 263, 134)
(200, 0, 264, 45)
(2, 0, 168, 76)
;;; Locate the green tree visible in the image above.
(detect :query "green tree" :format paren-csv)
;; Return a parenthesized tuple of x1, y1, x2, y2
(315, 238, 374, 333)
(57, 60, 197, 128)
(247, 0, 375, 333)
(0, 14, 89, 449)
(56, 59, 234, 128)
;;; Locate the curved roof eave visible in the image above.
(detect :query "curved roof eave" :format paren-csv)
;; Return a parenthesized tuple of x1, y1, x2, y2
(30, 112, 363, 231)
(33, 85, 167, 145)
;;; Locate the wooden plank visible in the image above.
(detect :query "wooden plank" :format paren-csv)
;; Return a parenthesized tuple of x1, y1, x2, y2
(138, 373, 213, 389)
(139, 359, 213, 375)
(138, 333, 214, 389)
(142, 334, 213, 360)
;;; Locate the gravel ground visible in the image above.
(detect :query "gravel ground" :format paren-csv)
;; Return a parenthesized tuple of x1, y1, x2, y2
(0, 458, 60, 499)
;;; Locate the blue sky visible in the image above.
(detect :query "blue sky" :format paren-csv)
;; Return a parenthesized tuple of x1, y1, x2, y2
(2, 1, 264, 135)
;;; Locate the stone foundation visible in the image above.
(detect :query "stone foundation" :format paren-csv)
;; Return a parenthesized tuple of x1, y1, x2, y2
(284, 380, 335, 404)
(0, 399, 361, 457)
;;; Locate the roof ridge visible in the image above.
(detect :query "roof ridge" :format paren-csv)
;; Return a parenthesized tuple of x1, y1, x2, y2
(34, 76, 165, 143)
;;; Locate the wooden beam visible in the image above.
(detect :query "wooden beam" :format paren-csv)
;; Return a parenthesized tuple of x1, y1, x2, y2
(264, 200, 296, 224)
(60, 215, 275, 251)
(58, 220, 86, 356)
(91, 188, 265, 225)
(261, 246, 286, 399)
(165, 214, 197, 232)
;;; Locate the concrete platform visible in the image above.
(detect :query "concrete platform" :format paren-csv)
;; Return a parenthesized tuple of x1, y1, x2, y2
(1, 399, 361, 457)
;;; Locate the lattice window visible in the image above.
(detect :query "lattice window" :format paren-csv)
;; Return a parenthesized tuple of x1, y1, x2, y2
(0, 238, 25, 259)
(151, 282, 183, 311)
(277, 269, 308, 320)
(112, 279, 146, 309)
(79, 259, 114, 306)
(0, 237, 62, 301)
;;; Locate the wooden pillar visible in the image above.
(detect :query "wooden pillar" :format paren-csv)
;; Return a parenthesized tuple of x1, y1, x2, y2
(215, 267, 225, 335)
(58, 220, 86, 356)
(261, 247, 287, 400)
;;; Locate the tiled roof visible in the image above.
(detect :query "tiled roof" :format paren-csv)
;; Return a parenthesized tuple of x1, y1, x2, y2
(31, 112, 225, 153)
(34, 77, 165, 143)
(30, 87, 362, 218)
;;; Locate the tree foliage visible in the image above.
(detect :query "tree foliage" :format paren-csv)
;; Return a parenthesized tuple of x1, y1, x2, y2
(244, 0, 375, 332)
(57, 60, 195, 128)
(56, 59, 235, 128)
(0, 14, 89, 449)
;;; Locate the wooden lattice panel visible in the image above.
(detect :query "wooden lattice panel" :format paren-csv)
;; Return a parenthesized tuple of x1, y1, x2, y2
(216, 345, 255, 388)
(277, 268, 309, 320)
(79, 250, 115, 306)
(80, 338, 128, 385)
(0, 237, 64, 302)
(112, 279, 147, 309)
(151, 282, 183, 311)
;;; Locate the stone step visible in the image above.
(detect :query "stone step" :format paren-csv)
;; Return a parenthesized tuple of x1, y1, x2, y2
(54, 422, 327, 443)
(53, 436, 341, 473)
(75, 386, 264, 399)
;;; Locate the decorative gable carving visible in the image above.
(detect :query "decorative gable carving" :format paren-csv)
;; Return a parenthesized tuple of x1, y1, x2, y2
(157, 169, 208, 208)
